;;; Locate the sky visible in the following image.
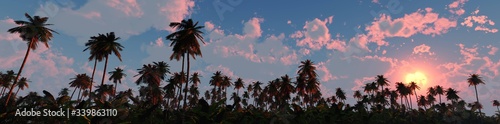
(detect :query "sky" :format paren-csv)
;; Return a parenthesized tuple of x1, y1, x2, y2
(0, 0, 499, 115)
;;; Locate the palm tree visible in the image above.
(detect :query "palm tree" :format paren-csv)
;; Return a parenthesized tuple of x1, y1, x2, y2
(445, 88, 460, 102)
(108, 67, 126, 94)
(279, 75, 295, 107)
(153, 61, 171, 80)
(335, 88, 346, 103)
(375, 75, 389, 94)
(396, 82, 410, 108)
(5, 13, 58, 105)
(166, 19, 205, 108)
(353, 90, 363, 101)
(409, 81, 420, 108)
(83, 34, 106, 101)
(69, 74, 92, 101)
(190, 72, 201, 87)
(493, 100, 499, 112)
(467, 74, 485, 114)
(426, 94, 436, 106)
(209, 71, 223, 104)
(14, 77, 29, 97)
(417, 95, 427, 109)
(96, 32, 123, 86)
(135, 64, 161, 87)
(297, 59, 320, 107)
(435, 85, 444, 104)
(234, 78, 245, 96)
(59, 88, 70, 97)
(0, 70, 16, 97)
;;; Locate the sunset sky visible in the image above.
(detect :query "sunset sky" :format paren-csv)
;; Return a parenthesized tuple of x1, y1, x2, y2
(0, 0, 499, 115)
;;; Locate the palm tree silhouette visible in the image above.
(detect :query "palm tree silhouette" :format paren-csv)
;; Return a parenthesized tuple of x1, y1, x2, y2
(335, 88, 346, 103)
(492, 100, 499, 112)
(297, 59, 320, 107)
(83, 34, 105, 101)
(5, 13, 58, 105)
(0, 71, 16, 97)
(445, 88, 460, 102)
(409, 81, 420, 109)
(97, 32, 123, 87)
(434, 85, 444, 104)
(467, 74, 485, 114)
(108, 67, 126, 95)
(14, 77, 29, 97)
(166, 19, 205, 108)
(234, 78, 245, 96)
(69, 74, 91, 101)
(375, 75, 389, 94)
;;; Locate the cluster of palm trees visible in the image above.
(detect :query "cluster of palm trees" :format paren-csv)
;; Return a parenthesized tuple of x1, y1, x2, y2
(1, 13, 500, 123)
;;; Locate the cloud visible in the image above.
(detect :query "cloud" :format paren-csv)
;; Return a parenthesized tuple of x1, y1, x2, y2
(205, 65, 235, 78)
(293, 17, 332, 50)
(366, 8, 457, 45)
(204, 21, 215, 31)
(447, 0, 467, 16)
(35, 0, 195, 45)
(412, 44, 434, 55)
(150, 37, 164, 47)
(458, 44, 480, 64)
(461, 10, 498, 33)
(243, 18, 264, 38)
(107, 0, 143, 17)
(326, 39, 347, 52)
(487, 45, 498, 55)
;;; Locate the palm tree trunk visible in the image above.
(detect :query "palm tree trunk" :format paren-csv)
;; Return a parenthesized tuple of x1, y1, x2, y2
(414, 90, 418, 109)
(114, 82, 118, 97)
(89, 59, 98, 101)
(70, 87, 78, 100)
(474, 85, 482, 114)
(101, 56, 109, 86)
(77, 88, 82, 102)
(409, 95, 413, 109)
(438, 94, 442, 104)
(183, 55, 190, 109)
(14, 87, 21, 98)
(5, 38, 35, 106)
(177, 54, 185, 110)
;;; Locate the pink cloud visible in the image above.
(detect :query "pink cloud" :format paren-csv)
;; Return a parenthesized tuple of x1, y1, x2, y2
(107, 0, 143, 17)
(280, 51, 298, 66)
(458, 44, 480, 64)
(461, 10, 498, 33)
(412, 44, 434, 55)
(326, 39, 347, 52)
(366, 8, 457, 44)
(299, 48, 310, 55)
(317, 62, 335, 82)
(149, 37, 164, 47)
(243, 18, 264, 38)
(295, 17, 332, 50)
(447, 0, 468, 16)
(204, 21, 215, 31)
(487, 45, 498, 55)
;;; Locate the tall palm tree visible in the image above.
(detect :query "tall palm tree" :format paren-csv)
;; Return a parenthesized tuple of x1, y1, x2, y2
(209, 71, 223, 104)
(166, 19, 205, 108)
(467, 74, 485, 114)
(14, 77, 29, 97)
(190, 72, 201, 87)
(297, 59, 319, 107)
(108, 67, 126, 95)
(375, 75, 390, 94)
(409, 81, 420, 108)
(396, 82, 410, 108)
(279, 75, 295, 107)
(83, 34, 106, 101)
(135, 64, 161, 87)
(96, 32, 123, 86)
(435, 85, 444, 104)
(234, 78, 245, 96)
(5, 13, 58, 105)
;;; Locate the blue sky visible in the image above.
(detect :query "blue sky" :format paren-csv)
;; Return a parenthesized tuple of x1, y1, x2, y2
(0, 0, 499, 115)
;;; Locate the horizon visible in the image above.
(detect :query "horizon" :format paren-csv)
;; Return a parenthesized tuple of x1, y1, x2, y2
(0, 0, 499, 116)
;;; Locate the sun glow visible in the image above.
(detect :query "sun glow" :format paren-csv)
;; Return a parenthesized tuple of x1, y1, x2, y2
(405, 71, 428, 87)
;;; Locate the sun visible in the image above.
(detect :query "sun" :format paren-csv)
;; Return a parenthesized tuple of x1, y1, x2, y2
(405, 71, 428, 87)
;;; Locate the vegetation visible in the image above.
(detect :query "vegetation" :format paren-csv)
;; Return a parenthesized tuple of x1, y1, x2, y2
(0, 13, 499, 124)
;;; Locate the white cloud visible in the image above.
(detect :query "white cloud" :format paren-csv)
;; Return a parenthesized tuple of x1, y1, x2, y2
(35, 0, 195, 45)
(294, 17, 332, 50)
(412, 44, 434, 55)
